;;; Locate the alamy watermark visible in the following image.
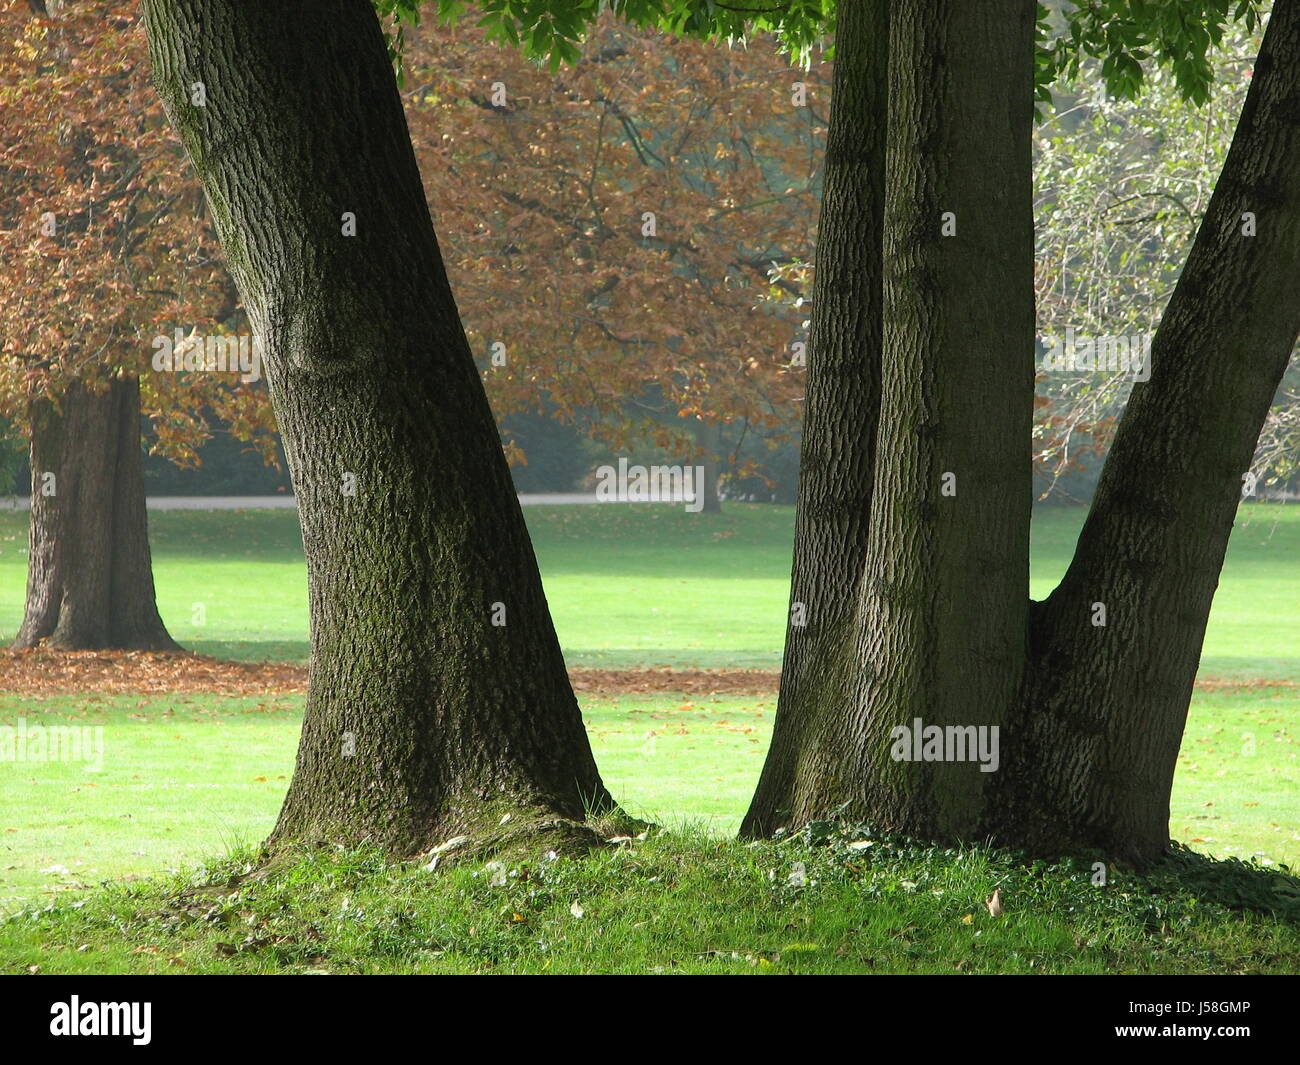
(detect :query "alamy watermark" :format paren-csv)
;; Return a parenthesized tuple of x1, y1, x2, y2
(50, 997, 151, 1045)
(889, 717, 999, 773)
(152, 327, 263, 383)
(595, 458, 707, 513)
(1039, 326, 1152, 382)
(0, 719, 104, 770)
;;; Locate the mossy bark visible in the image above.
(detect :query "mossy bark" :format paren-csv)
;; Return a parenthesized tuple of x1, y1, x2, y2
(14, 377, 178, 652)
(142, 0, 613, 855)
(747, 0, 1035, 843)
(741, 0, 891, 837)
(851, 0, 1036, 839)
(748, 0, 1300, 865)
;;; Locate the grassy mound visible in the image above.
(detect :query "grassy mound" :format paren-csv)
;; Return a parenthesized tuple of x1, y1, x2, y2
(5, 823, 1299, 975)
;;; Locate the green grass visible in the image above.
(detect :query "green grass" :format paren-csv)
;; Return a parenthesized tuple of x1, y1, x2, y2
(1, 685, 1295, 912)
(1029, 504, 1300, 681)
(2, 502, 1298, 674)
(3, 829, 1297, 974)
(1, 501, 1298, 972)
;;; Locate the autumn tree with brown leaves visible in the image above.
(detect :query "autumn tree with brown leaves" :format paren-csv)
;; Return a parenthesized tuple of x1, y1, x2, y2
(0, 0, 275, 650)
(403, 14, 825, 504)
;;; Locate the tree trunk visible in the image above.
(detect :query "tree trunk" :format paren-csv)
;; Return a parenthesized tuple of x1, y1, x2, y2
(746, 0, 1037, 841)
(988, 0, 1300, 863)
(855, 0, 1036, 839)
(142, 0, 614, 856)
(741, 0, 890, 837)
(692, 418, 723, 513)
(14, 377, 178, 652)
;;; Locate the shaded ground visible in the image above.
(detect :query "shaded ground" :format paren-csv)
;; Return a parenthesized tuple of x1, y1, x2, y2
(0, 649, 781, 696)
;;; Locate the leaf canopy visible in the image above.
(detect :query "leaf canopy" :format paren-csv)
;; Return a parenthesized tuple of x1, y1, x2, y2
(375, 0, 1266, 104)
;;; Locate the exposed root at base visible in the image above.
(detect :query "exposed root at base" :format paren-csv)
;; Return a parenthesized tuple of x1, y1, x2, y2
(226, 806, 656, 888)
(420, 809, 655, 870)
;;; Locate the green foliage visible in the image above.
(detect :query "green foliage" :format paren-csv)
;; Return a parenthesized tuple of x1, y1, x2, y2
(1039, 0, 1264, 105)
(375, 0, 1266, 106)
(1033, 16, 1300, 492)
(373, 0, 423, 82)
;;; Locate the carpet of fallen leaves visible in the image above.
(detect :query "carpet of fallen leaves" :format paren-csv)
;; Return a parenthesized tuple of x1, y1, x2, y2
(1192, 676, 1298, 692)
(0, 650, 308, 695)
(2, 649, 1290, 698)
(0, 649, 781, 697)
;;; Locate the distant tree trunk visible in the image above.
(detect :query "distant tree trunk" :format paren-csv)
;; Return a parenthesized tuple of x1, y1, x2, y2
(143, 0, 614, 855)
(14, 377, 178, 652)
(692, 419, 723, 513)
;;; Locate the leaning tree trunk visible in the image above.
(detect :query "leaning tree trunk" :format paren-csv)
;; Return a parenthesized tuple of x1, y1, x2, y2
(987, 0, 1300, 863)
(741, 0, 890, 837)
(14, 377, 179, 652)
(143, 0, 614, 855)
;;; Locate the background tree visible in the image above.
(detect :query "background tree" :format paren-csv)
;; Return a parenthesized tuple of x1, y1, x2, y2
(1033, 14, 1300, 501)
(401, 13, 824, 506)
(0, 0, 275, 650)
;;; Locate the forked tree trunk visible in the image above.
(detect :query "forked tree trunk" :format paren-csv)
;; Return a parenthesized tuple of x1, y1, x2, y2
(143, 0, 614, 855)
(14, 377, 178, 652)
(746, 0, 1036, 842)
(748, 0, 1300, 866)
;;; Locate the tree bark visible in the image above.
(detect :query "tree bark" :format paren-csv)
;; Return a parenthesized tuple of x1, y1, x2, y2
(14, 377, 179, 652)
(988, 0, 1300, 863)
(142, 0, 614, 856)
(741, 0, 890, 837)
(746, 0, 1037, 841)
(848, 0, 1035, 840)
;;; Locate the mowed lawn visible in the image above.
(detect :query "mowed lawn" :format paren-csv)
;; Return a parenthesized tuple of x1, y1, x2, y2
(2, 502, 1298, 673)
(0, 503, 1297, 908)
